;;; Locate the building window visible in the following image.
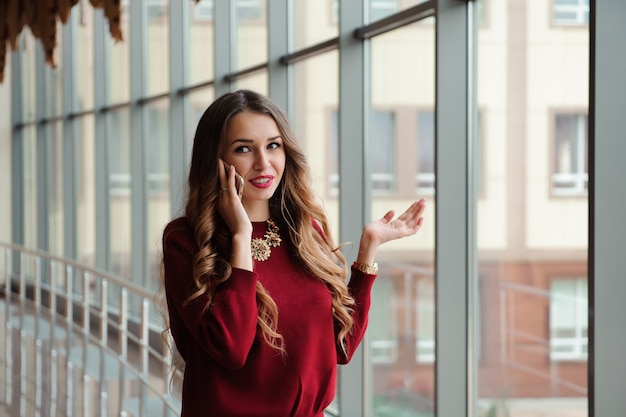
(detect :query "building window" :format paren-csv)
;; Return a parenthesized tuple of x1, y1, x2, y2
(329, 110, 396, 195)
(108, 111, 131, 196)
(370, 279, 398, 364)
(235, 0, 264, 20)
(416, 111, 435, 195)
(549, 278, 588, 361)
(552, 113, 588, 196)
(415, 278, 435, 363)
(553, 0, 589, 25)
(370, 111, 395, 192)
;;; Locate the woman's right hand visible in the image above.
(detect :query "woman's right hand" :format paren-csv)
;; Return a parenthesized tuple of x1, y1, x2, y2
(217, 159, 252, 238)
(217, 159, 254, 271)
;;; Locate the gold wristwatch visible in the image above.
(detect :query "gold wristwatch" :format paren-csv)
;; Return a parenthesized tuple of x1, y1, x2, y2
(353, 261, 378, 275)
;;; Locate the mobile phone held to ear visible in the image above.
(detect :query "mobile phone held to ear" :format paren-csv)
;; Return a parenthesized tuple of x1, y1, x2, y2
(224, 162, 245, 197)
(236, 174, 244, 197)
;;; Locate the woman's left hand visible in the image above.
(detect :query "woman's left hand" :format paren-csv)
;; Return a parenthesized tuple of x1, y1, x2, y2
(357, 199, 427, 265)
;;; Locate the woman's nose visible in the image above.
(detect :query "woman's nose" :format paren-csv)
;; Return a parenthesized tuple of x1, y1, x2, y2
(254, 150, 270, 170)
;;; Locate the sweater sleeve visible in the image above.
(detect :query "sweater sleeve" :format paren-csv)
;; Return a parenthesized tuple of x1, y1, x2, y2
(162, 220, 259, 369)
(336, 266, 377, 364)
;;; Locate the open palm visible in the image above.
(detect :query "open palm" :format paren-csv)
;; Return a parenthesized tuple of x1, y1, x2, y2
(362, 199, 427, 247)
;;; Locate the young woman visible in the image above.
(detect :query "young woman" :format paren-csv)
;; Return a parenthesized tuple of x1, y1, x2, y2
(162, 90, 426, 416)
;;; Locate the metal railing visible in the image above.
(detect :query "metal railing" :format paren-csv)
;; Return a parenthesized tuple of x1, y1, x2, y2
(0, 242, 181, 417)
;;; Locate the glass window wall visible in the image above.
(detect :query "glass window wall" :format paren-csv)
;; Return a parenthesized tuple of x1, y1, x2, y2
(6, 0, 608, 415)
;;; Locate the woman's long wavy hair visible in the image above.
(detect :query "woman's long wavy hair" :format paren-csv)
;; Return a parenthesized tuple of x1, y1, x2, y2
(183, 89, 355, 354)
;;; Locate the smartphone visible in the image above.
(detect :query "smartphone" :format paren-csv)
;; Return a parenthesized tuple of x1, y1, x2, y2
(224, 162, 245, 197)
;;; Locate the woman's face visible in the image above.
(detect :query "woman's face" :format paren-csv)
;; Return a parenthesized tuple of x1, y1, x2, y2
(222, 111, 286, 208)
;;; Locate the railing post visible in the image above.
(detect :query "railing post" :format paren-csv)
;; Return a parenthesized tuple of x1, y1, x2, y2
(140, 298, 150, 417)
(82, 271, 91, 417)
(119, 288, 128, 416)
(48, 260, 58, 416)
(99, 279, 108, 417)
(65, 264, 74, 417)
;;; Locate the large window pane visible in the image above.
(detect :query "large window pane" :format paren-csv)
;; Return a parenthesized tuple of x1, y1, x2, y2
(76, 4, 94, 111)
(146, 0, 170, 95)
(110, 1, 131, 103)
(48, 122, 64, 257)
(234, 72, 268, 95)
(45, 20, 64, 118)
(293, 0, 338, 50)
(294, 51, 339, 237)
(187, 87, 214, 155)
(188, 0, 215, 85)
(108, 108, 132, 279)
(76, 115, 96, 266)
(475, 1, 588, 416)
(235, 0, 267, 70)
(369, 19, 435, 417)
(146, 100, 171, 289)
(21, 33, 37, 123)
(23, 127, 37, 249)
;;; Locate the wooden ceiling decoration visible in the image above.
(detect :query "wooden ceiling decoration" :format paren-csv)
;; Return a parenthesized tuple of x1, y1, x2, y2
(0, 0, 123, 83)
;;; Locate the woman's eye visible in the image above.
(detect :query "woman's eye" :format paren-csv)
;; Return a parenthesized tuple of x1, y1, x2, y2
(268, 142, 281, 150)
(235, 145, 251, 153)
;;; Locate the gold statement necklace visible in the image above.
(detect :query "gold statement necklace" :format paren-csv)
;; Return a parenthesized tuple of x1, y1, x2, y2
(251, 219, 282, 261)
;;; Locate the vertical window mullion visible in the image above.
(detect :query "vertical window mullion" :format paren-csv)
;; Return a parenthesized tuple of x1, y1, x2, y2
(435, 0, 475, 416)
(268, 0, 292, 113)
(130, 0, 148, 285)
(94, 5, 110, 270)
(338, 0, 369, 414)
(169, 0, 188, 216)
(213, 0, 234, 96)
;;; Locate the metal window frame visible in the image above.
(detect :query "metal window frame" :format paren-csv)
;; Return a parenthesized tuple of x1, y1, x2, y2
(589, 0, 626, 414)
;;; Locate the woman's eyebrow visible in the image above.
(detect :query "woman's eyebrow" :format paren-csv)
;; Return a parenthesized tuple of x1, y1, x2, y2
(230, 136, 282, 144)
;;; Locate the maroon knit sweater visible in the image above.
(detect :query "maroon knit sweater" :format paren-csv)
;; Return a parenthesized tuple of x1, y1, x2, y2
(162, 217, 376, 417)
